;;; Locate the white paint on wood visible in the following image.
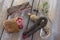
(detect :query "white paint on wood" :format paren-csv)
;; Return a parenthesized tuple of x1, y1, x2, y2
(41, 0, 57, 40)
(32, 0, 57, 40)
(1, 0, 57, 40)
(1, 0, 32, 40)
(48, 0, 57, 21)
(12, 0, 32, 6)
(32, 0, 42, 40)
(0, 0, 13, 38)
(51, 0, 60, 40)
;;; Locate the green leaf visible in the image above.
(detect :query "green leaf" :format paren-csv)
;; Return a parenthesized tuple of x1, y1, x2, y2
(43, 2, 48, 8)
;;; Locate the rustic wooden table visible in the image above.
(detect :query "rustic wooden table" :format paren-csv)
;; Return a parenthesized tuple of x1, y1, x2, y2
(0, 0, 57, 40)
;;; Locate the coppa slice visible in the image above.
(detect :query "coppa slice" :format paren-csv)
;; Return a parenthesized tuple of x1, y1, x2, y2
(3, 17, 23, 33)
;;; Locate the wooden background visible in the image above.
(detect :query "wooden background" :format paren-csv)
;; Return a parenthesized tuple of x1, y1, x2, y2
(0, 0, 58, 40)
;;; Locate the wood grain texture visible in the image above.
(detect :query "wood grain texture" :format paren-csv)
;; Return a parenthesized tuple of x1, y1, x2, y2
(1, 7, 27, 40)
(0, 0, 5, 37)
(0, 0, 57, 40)
(21, 0, 34, 40)
(0, 0, 13, 39)
(0, 0, 4, 11)
(52, 0, 60, 40)
(32, 0, 57, 40)
(1, 11, 30, 40)
(32, 0, 42, 40)
(1, 0, 33, 40)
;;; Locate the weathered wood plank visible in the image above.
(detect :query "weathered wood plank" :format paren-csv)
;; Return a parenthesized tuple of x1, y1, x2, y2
(0, 0, 13, 39)
(13, 0, 33, 40)
(1, 0, 57, 40)
(32, 14, 42, 40)
(32, 0, 46, 40)
(1, 0, 33, 40)
(0, 0, 4, 11)
(1, 6, 28, 40)
(32, 0, 42, 40)
(24, 0, 41, 40)
(32, 0, 57, 40)
(21, 0, 34, 40)
(42, 0, 57, 40)
(0, 0, 5, 37)
(1, 12, 30, 40)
